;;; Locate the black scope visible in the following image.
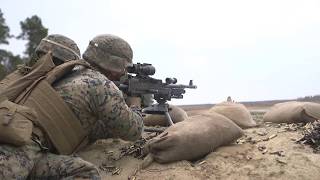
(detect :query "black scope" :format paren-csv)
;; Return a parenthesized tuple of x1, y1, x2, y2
(165, 78, 177, 84)
(127, 63, 156, 76)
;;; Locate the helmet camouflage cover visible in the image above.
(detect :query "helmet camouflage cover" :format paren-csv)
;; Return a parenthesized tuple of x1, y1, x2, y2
(35, 34, 81, 62)
(82, 34, 133, 74)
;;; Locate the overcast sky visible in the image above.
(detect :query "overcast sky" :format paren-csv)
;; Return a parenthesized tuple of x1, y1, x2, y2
(1, 0, 320, 104)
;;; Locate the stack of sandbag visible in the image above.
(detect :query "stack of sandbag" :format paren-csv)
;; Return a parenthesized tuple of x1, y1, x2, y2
(263, 101, 320, 123)
(209, 101, 256, 128)
(143, 105, 188, 126)
(146, 112, 243, 163)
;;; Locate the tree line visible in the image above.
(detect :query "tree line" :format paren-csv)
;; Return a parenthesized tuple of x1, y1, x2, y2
(0, 9, 48, 79)
(297, 95, 320, 102)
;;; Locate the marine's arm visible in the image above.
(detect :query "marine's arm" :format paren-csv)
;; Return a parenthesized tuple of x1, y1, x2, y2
(90, 79, 144, 141)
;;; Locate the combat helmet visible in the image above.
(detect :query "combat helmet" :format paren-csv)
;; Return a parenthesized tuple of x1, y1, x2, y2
(82, 34, 133, 74)
(35, 34, 81, 62)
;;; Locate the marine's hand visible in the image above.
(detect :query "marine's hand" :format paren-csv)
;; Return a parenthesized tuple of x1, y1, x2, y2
(126, 96, 142, 108)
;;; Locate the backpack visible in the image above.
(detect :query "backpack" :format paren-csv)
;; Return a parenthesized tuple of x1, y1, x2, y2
(0, 52, 91, 154)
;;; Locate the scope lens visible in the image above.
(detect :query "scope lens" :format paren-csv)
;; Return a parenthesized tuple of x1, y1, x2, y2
(126, 64, 155, 75)
(140, 65, 155, 75)
(165, 78, 177, 84)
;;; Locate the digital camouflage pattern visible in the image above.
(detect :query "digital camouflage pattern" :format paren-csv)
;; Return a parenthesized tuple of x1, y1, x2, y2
(30, 152, 100, 180)
(0, 65, 143, 179)
(35, 34, 81, 62)
(0, 142, 41, 179)
(29, 34, 81, 67)
(82, 34, 133, 74)
(53, 66, 143, 142)
(0, 142, 100, 179)
(0, 33, 143, 179)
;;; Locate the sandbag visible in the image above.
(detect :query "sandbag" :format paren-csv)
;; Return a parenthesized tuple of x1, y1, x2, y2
(0, 100, 37, 146)
(143, 105, 188, 126)
(263, 101, 320, 123)
(209, 102, 256, 128)
(146, 112, 243, 163)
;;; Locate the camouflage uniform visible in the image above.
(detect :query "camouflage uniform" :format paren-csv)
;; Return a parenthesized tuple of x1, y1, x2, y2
(0, 34, 144, 180)
(30, 151, 100, 180)
(79, 34, 144, 141)
(0, 142, 41, 179)
(0, 66, 143, 180)
(0, 142, 100, 180)
(53, 67, 143, 142)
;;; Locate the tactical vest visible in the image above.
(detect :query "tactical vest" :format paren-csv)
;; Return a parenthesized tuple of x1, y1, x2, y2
(0, 52, 91, 155)
(0, 70, 23, 92)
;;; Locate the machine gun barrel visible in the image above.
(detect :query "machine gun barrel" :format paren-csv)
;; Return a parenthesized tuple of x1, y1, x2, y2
(165, 84, 197, 89)
(165, 79, 197, 89)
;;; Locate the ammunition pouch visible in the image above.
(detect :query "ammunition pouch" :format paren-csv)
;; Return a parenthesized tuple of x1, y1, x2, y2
(0, 99, 37, 146)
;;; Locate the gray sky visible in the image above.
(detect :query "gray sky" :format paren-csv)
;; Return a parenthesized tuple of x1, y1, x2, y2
(1, 0, 320, 104)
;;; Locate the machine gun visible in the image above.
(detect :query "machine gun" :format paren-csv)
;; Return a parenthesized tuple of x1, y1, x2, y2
(114, 63, 197, 126)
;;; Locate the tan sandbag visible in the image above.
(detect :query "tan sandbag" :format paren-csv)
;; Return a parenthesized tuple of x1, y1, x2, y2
(209, 102, 256, 128)
(0, 100, 37, 146)
(263, 101, 320, 123)
(146, 112, 243, 163)
(143, 105, 188, 126)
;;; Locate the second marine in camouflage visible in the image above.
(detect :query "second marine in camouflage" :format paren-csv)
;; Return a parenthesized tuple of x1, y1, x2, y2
(0, 34, 143, 179)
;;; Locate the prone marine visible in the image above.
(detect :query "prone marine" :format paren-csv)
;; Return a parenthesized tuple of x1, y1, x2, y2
(0, 34, 143, 179)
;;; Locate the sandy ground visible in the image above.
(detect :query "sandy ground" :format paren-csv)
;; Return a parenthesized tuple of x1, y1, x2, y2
(78, 106, 320, 180)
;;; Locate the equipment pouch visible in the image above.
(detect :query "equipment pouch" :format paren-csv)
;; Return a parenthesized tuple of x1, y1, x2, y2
(0, 100, 37, 146)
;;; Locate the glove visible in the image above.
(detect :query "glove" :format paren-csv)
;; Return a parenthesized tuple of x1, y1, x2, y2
(126, 96, 142, 108)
